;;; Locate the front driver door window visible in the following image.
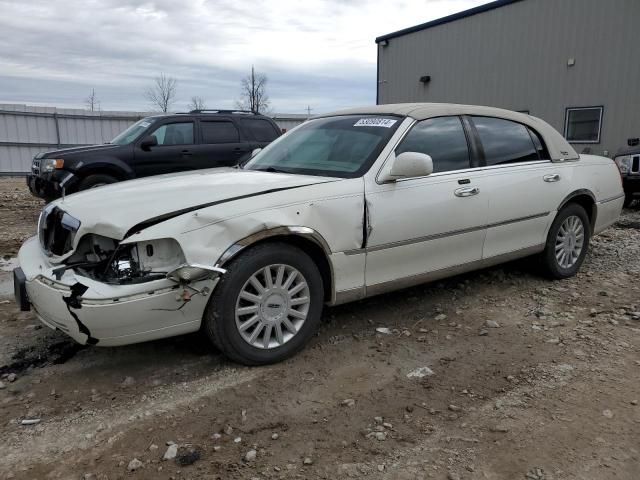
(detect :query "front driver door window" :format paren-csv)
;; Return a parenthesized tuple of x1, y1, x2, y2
(151, 122, 194, 145)
(134, 121, 195, 177)
(364, 116, 489, 289)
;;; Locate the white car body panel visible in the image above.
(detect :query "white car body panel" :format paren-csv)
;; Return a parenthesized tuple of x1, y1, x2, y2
(363, 169, 489, 287)
(16, 104, 624, 348)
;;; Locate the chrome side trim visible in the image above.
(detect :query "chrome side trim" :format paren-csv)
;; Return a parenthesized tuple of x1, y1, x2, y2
(343, 212, 549, 255)
(365, 244, 545, 298)
(597, 193, 625, 205)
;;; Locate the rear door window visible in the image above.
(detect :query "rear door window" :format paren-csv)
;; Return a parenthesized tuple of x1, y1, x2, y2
(240, 118, 279, 142)
(396, 116, 470, 173)
(201, 121, 240, 144)
(471, 117, 539, 165)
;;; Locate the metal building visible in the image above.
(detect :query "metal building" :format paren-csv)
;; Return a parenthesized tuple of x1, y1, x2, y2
(376, 0, 640, 157)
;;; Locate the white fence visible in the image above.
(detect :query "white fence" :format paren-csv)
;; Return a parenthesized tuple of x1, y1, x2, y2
(0, 104, 308, 174)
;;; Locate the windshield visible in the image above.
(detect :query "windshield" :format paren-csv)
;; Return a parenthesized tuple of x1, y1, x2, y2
(243, 115, 402, 178)
(110, 118, 155, 145)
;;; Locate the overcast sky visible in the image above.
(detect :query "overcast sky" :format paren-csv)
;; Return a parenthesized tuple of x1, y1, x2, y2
(0, 0, 485, 114)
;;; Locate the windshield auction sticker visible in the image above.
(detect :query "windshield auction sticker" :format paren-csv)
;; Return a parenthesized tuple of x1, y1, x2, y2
(354, 118, 397, 128)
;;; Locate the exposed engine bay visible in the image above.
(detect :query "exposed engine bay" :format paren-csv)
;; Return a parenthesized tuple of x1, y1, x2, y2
(63, 234, 186, 284)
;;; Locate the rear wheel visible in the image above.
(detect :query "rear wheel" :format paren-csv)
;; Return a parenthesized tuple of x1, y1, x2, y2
(203, 242, 324, 365)
(77, 174, 118, 191)
(540, 203, 590, 279)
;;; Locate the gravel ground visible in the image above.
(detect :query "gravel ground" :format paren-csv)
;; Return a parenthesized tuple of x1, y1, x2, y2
(0, 177, 639, 480)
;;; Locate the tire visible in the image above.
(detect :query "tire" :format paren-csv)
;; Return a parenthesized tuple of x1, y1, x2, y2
(77, 174, 118, 191)
(540, 203, 591, 279)
(623, 194, 634, 208)
(203, 242, 324, 365)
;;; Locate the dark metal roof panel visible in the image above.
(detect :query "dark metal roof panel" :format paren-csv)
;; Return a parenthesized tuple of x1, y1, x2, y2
(375, 0, 526, 43)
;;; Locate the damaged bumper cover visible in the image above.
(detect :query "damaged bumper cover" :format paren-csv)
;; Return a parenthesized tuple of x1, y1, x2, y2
(16, 236, 219, 346)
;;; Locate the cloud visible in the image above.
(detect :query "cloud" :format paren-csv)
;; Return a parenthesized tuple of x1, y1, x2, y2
(0, 0, 484, 113)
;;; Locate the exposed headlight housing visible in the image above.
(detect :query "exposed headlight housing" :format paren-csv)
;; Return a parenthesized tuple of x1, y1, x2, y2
(41, 158, 65, 172)
(614, 155, 632, 174)
(166, 264, 226, 283)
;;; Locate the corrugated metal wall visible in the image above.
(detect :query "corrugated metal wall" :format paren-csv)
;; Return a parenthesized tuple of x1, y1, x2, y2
(378, 0, 640, 156)
(0, 104, 146, 174)
(0, 104, 307, 174)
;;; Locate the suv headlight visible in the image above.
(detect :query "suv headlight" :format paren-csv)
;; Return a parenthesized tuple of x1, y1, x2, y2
(41, 158, 65, 173)
(614, 155, 632, 174)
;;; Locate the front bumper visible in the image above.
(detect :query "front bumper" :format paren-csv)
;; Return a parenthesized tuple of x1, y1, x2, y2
(27, 171, 77, 200)
(15, 236, 215, 346)
(622, 175, 640, 195)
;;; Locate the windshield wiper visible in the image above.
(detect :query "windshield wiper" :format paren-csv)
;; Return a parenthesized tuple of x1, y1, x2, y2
(253, 166, 292, 174)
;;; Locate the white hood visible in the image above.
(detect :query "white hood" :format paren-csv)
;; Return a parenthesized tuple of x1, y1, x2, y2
(53, 168, 336, 240)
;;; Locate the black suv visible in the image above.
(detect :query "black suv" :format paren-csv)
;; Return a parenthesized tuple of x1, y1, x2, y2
(27, 110, 282, 200)
(614, 140, 640, 207)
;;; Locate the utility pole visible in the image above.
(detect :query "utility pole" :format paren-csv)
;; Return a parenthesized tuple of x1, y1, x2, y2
(306, 105, 312, 117)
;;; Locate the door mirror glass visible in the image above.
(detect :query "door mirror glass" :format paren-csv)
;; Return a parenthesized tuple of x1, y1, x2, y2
(140, 135, 158, 151)
(380, 151, 433, 182)
(251, 148, 262, 158)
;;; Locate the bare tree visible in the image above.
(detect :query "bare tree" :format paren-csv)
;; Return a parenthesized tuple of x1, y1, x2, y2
(85, 88, 100, 111)
(236, 66, 270, 114)
(188, 96, 206, 111)
(145, 73, 177, 112)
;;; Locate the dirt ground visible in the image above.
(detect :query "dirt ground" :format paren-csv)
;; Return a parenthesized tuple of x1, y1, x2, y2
(0, 177, 638, 480)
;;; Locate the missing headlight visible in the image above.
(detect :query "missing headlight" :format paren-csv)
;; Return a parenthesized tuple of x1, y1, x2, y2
(68, 235, 186, 285)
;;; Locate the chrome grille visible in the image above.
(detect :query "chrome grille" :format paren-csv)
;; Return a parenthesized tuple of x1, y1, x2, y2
(632, 155, 640, 174)
(32, 159, 41, 175)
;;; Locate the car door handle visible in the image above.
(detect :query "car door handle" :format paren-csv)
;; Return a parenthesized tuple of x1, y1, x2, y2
(181, 149, 193, 156)
(454, 186, 480, 197)
(543, 174, 560, 182)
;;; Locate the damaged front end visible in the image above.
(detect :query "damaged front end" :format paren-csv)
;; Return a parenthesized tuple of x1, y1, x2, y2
(18, 209, 225, 347)
(64, 234, 187, 285)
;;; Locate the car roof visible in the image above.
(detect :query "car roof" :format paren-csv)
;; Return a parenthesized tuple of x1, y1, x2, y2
(316, 102, 579, 162)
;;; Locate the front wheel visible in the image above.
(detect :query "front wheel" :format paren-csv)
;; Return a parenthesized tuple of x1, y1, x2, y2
(540, 203, 591, 279)
(77, 174, 118, 191)
(203, 242, 324, 365)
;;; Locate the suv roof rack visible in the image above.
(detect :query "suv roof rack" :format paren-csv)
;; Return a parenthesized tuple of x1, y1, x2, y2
(189, 109, 256, 115)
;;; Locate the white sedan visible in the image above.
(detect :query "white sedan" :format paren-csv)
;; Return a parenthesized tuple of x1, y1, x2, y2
(14, 103, 624, 365)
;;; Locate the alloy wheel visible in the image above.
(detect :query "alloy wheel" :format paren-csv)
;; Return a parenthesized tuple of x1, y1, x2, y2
(555, 215, 585, 268)
(235, 264, 310, 349)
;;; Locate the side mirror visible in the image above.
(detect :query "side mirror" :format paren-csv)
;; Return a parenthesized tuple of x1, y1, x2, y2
(140, 135, 158, 151)
(379, 151, 434, 182)
(251, 148, 262, 158)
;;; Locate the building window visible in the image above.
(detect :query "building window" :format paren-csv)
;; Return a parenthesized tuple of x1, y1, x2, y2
(564, 107, 603, 143)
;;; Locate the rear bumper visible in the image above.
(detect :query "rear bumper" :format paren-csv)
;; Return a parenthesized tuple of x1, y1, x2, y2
(16, 236, 214, 346)
(594, 194, 625, 235)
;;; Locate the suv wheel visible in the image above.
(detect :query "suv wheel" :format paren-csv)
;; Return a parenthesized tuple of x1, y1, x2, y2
(77, 174, 118, 191)
(623, 194, 635, 208)
(203, 242, 324, 365)
(540, 203, 590, 279)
